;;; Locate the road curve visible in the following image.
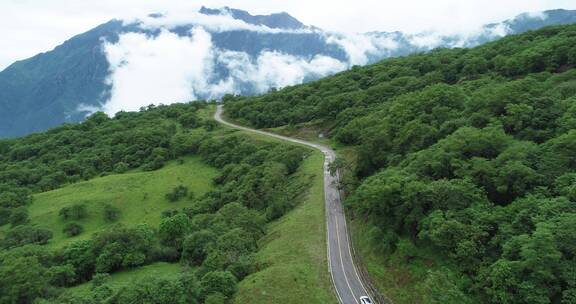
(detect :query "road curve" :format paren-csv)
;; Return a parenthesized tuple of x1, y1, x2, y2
(215, 105, 373, 304)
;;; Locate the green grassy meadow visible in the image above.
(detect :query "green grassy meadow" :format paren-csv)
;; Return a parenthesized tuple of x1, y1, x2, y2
(25, 156, 218, 248)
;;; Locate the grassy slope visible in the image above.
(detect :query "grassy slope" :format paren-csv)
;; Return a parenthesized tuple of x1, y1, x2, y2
(68, 262, 181, 296)
(234, 150, 335, 304)
(27, 156, 218, 248)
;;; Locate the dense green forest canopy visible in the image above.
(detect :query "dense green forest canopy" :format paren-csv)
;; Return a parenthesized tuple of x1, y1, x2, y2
(226, 24, 576, 304)
(0, 103, 312, 303)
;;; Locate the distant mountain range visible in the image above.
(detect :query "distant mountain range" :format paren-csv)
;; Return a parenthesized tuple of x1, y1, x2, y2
(1, 7, 575, 138)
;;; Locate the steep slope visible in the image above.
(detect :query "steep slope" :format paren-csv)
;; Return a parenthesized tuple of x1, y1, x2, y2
(1, 8, 575, 138)
(0, 20, 122, 137)
(225, 24, 576, 303)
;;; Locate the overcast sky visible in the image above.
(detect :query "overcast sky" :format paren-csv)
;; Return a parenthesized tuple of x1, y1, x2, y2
(1, 0, 575, 70)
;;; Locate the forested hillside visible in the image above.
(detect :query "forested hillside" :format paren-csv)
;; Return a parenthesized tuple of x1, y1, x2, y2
(0, 104, 316, 303)
(226, 24, 576, 303)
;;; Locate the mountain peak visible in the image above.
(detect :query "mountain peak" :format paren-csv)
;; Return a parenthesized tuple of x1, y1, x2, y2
(199, 6, 306, 30)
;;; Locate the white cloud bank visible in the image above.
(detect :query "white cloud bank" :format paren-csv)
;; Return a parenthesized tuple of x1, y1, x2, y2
(102, 28, 216, 114)
(218, 50, 347, 92)
(98, 10, 378, 116)
(95, 6, 552, 116)
(133, 10, 314, 34)
(99, 17, 352, 116)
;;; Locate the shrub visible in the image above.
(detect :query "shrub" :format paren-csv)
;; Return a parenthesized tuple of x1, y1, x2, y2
(9, 207, 28, 227)
(113, 162, 129, 174)
(59, 204, 87, 221)
(1, 225, 53, 248)
(103, 204, 120, 222)
(91, 273, 110, 289)
(63, 222, 83, 237)
(161, 209, 179, 218)
(165, 185, 189, 202)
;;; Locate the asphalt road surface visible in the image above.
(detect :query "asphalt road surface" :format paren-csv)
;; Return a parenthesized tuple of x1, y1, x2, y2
(215, 105, 373, 304)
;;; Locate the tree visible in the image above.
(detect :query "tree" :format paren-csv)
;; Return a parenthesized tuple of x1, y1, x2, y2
(91, 225, 153, 273)
(419, 269, 473, 304)
(179, 112, 200, 128)
(158, 214, 190, 250)
(170, 129, 206, 156)
(199, 271, 238, 299)
(0, 256, 50, 303)
(181, 230, 216, 265)
(62, 240, 95, 281)
(85, 111, 110, 126)
(95, 243, 124, 273)
(1, 225, 53, 248)
(48, 264, 76, 287)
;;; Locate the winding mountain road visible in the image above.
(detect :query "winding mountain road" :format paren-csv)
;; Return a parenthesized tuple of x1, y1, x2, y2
(215, 105, 373, 304)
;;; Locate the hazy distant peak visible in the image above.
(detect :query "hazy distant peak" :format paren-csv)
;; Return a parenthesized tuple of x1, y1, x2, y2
(199, 6, 307, 30)
(483, 9, 576, 34)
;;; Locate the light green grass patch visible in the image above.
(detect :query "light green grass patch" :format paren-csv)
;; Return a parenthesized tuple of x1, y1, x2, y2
(28, 156, 218, 248)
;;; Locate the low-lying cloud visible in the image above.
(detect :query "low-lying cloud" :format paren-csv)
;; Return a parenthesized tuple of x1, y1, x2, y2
(218, 50, 347, 92)
(96, 9, 550, 116)
(98, 11, 370, 116)
(100, 24, 351, 116)
(102, 28, 216, 114)
(132, 10, 315, 34)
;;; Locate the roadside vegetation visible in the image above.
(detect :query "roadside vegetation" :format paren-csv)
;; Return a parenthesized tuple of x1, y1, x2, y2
(226, 24, 576, 303)
(233, 143, 335, 304)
